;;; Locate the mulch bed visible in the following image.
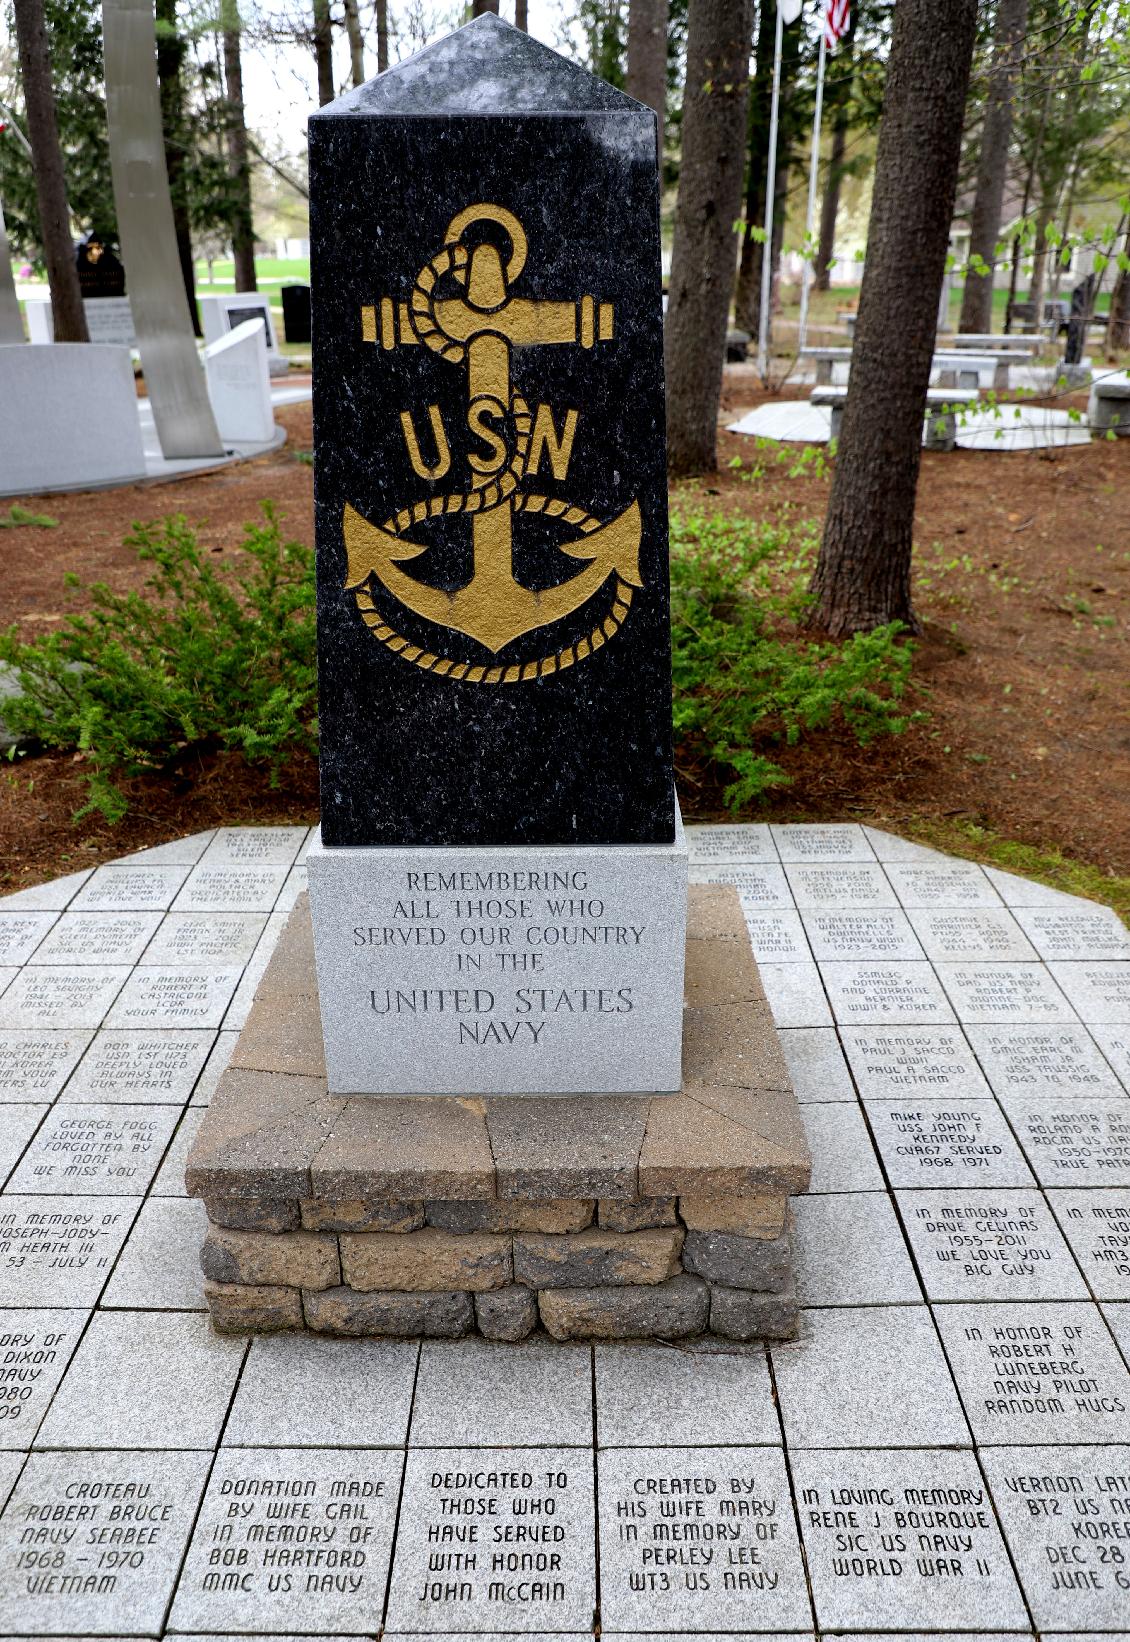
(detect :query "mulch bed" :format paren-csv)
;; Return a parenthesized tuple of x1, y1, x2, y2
(2, 391, 1129, 892)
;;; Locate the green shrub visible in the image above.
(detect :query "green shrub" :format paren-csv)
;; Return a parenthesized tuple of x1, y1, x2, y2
(670, 507, 918, 808)
(0, 500, 918, 825)
(0, 506, 317, 822)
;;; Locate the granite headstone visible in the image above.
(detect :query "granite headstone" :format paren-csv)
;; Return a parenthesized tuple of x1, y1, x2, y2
(305, 15, 687, 1094)
(308, 13, 674, 848)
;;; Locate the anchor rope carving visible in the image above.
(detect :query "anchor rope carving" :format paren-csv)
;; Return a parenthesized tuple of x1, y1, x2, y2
(344, 203, 643, 675)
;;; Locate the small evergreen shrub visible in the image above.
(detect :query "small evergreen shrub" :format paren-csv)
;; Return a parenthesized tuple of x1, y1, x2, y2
(0, 501, 918, 825)
(669, 507, 918, 808)
(0, 507, 317, 822)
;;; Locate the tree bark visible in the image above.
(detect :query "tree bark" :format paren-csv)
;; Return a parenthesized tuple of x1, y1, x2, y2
(515, 0, 528, 28)
(221, 2, 257, 291)
(313, 0, 335, 105)
(472, 0, 500, 14)
(343, 0, 365, 84)
(815, 105, 847, 293)
(815, 5, 856, 293)
(807, 0, 978, 637)
(156, 0, 200, 335)
(1026, 196, 1055, 323)
(11, 0, 88, 341)
(1109, 220, 1130, 351)
(958, 0, 1028, 334)
(666, 0, 752, 476)
(627, 0, 668, 122)
(376, 0, 389, 71)
(733, 1, 775, 334)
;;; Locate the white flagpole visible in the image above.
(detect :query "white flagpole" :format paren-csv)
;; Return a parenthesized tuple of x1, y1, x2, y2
(756, 1, 785, 380)
(797, 27, 828, 355)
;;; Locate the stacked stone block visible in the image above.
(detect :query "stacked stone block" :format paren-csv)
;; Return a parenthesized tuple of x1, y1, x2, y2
(187, 886, 810, 1343)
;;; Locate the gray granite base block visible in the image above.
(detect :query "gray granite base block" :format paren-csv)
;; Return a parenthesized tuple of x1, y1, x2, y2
(307, 819, 688, 1093)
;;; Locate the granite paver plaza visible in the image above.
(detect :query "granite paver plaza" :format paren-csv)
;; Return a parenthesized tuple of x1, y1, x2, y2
(0, 820, 1126, 1636)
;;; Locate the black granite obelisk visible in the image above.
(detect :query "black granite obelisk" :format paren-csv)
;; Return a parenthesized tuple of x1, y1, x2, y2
(308, 13, 675, 848)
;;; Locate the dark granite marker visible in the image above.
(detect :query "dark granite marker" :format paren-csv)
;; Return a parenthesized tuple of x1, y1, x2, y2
(309, 13, 675, 848)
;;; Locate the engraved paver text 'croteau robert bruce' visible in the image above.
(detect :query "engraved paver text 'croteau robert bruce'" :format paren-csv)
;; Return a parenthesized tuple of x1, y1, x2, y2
(308, 12, 676, 849)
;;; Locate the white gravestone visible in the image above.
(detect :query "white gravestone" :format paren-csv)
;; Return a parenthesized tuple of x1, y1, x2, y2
(23, 293, 136, 346)
(198, 291, 287, 375)
(203, 319, 275, 445)
(0, 343, 146, 493)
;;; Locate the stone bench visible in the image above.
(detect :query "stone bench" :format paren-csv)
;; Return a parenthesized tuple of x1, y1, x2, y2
(933, 350, 1013, 390)
(1088, 371, 1130, 435)
(803, 345, 1019, 391)
(811, 384, 979, 450)
(186, 886, 811, 1345)
(948, 333, 1037, 354)
(799, 346, 852, 384)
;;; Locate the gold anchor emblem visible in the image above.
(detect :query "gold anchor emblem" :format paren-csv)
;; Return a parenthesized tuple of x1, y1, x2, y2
(343, 203, 643, 683)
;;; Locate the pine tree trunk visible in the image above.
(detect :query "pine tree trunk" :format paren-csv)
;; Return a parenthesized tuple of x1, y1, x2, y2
(734, 1, 776, 333)
(815, 110, 847, 292)
(666, 0, 753, 476)
(11, 0, 88, 341)
(515, 0, 528, 28)
(156, 0, 200, 335)
(958, 0, 1028, 334)
(1027, 199, 1054, 323)
(627, 0, 668, 122)
(313, 0, 335, 104)
(1109, 222, 1130, 351)
(807, 0, 978, 637)
(815, 8, 856, 294)
(472, 0, 499, 14)
(221, 3, 257, 291)
(376, 0, 389, 71)
(343, 0, 365, 84)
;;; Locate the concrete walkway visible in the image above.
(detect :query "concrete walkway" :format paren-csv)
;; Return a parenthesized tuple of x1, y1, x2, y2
(0, 821, 1126, 1637)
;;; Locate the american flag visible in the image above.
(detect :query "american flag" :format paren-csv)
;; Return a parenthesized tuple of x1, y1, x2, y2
(825, 0, 850, 48)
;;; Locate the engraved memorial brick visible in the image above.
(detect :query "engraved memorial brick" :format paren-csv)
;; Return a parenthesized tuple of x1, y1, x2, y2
(170, 1448, 401, 1634)
(865, 1098, 1033, 1186)
(384, 1446, 594, 1631)
(981, 1444, 1130, 1629)
(1050, 1189, 1130, 1297)
(62, 1029, 212, 1104)
(934, 1300, 1130, 1444)
(7, 1104, 179, 1196)
(0, 1030, 91, 1102)
(0, 1450, 209, 1636)
(0, 1195, 137, 1305)
(597, 1446, 809, 1631)
(964, 1023, 1121, 1097)
(840, 1025, 990, 1099)
(1003, 1095, 1130, 1186)
(897, 1188, 1086, 1300)
(792, 1447, 1027, 1631)
(0, 1309, 82, 1448)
